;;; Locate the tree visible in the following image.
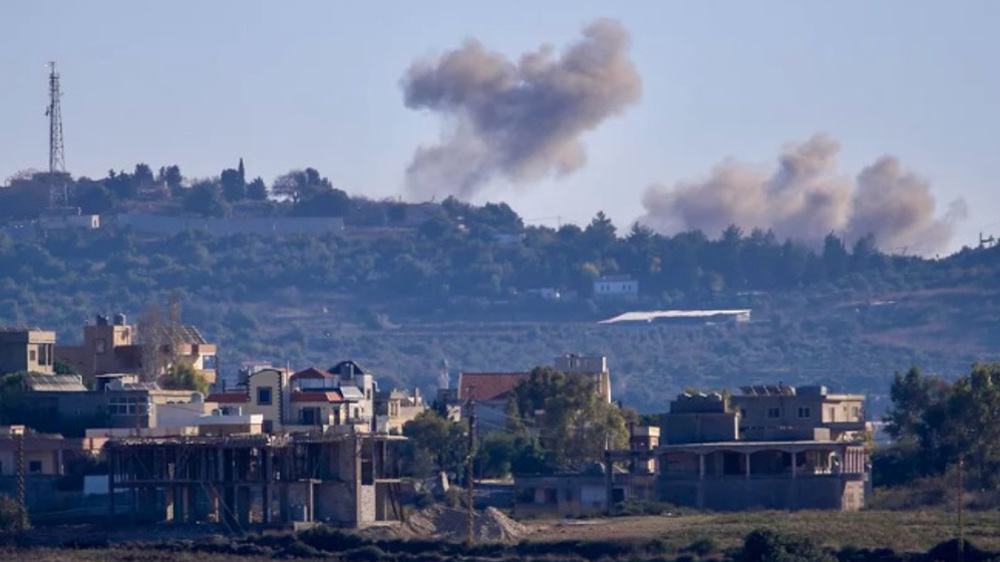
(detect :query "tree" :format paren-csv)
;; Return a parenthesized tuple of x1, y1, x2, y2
(183, 180, 227, 217)
(157, 165, 183, 195)
(161, 361, 208, 394)
(220, 167, 246, 202)
(72, 178, 116, 214)
(292, 188, 352, 217)
(0, 493, 29, 533)
(105, 170, 138, 200)
(272, 168, 333, 203)
(246, 177, 268, 200)
(133, 163, 154, 189)
(511, 366, 628, 468)
(402, 410, 467, 479)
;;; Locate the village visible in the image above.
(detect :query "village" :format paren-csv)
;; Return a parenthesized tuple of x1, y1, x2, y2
(0, 313, 873, 537)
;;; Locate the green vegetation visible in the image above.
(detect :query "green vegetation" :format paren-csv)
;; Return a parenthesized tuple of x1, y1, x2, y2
(4, 166, 1000, 411)
(877, 363, 1000, 494)
(160, 362, 209, 394)
(0, 493, 28, 534)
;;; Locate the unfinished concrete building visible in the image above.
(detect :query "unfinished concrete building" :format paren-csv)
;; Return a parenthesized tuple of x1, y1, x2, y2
(106, 433, 404, 529)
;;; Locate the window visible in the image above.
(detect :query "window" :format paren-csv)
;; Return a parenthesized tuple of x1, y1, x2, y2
(108, 395, 150, 416)
(301, 408, 319, 425)
(852, 406, 861, 420)
(263, 420, 273, 433)
(29, 461, 42, 474)
(29, 349, 36, 363)
(767, 407, 781, 418)
(257, 387, 273, 405)
(544, 488, 558, 504)
(829, 407, 836, 421)
(798, 407, 811, 418)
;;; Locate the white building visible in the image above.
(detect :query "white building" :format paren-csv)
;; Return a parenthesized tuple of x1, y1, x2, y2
(593, 275, 639, 299)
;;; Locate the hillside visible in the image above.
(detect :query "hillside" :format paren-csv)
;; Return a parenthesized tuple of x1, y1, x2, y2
(2, 202, 999, 412)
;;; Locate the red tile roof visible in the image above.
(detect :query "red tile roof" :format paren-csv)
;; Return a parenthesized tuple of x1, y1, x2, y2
(458, 372, 529, 401)
(290, 390, 344, 403)
(291, 367, 335, 381)
(206, 393, 249, 404)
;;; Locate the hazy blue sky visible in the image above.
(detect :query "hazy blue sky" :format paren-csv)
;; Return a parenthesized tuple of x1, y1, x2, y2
(2, 1, 997, 254)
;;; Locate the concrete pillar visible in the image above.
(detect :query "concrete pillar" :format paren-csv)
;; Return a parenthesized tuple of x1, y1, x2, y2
(108, 453, 116, 519)
(164, 486, 175, 523)
(238, 486, 251, 527)
(698, 453, 705, 480)
(791, 451, 797, 479)
(744, 452, 751, 480)
(210, 486, 220, 523)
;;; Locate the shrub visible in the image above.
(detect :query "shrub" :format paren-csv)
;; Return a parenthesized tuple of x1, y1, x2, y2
(280, 539, 322, 559)
(298, 524, 364, 552)
(686, 537, 719, 556)
(344, 545, 388, 562)
(0, 494, 28, 533)
(740, 529, 835, 562)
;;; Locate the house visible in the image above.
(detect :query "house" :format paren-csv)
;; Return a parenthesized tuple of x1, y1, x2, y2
(0, 327, 56, 375)
(38, 208, 100, 231)
(514, 427, 660, 518)
(454, 354, 614, 432)
(56, 314, 218, 385)
(654, 388, 871, 511)
(375, 388, 427, 434)
(24, 372, 208, 430)
(206, 362, 377, 434)
(732, 384, 868, 442)
(593, 275, 638, 299)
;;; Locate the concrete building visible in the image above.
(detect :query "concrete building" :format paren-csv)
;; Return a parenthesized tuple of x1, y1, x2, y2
(593, 275, 638, 299)
(732, 384, 868, 442)
(375, 388, 427, 435)
(554, 354, 612, 403)
(0, 327, 56, 375)
(56, 314, 218, 385)
(206, 362, 377, 435)
(654, 388, 871, 511)
(105, 432, 404, 527)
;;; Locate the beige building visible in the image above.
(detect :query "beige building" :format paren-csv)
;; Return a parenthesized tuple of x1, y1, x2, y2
(376, 388, 427, 434)
(56, 314, 218, 385)
(732, 385, 868, 442)
(0, 425, 105, 477)
(0, 327, 56, 375)
(207, 363, 376, 434)
(653, 387, 871, 511)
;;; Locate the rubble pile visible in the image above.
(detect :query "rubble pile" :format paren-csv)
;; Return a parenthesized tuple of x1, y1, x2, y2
(375, 505, 528, 542)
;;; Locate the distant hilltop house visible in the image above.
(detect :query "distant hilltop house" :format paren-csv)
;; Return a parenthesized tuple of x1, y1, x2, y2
(593, 275, 638, 299)
(39, 207, 100, 232)
(55, 314, 218, 385)
(599, 309, 751, 326)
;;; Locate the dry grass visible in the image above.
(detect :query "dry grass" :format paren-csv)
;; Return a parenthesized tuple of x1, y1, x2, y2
(526, 509, 1000, 553)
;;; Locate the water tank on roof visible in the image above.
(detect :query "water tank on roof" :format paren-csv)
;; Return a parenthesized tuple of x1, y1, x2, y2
(96, 314, 109, 326)
(114, 313, 127, 326)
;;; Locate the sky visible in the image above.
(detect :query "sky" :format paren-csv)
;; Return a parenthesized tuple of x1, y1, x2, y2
(1, 1, 998, 255)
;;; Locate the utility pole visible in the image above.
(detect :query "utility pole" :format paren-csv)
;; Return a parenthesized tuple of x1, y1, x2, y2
(465, 397, 476, 545)
(46, 61, 67, 208)
(14, 426, 26, 531)
(957, 455, 965, 562)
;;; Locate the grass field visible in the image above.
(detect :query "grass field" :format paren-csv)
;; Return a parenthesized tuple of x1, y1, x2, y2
(527, 509, 1000, 553)
(2, 509, 997, 561)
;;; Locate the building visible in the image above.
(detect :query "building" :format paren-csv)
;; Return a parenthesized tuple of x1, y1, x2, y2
(593, 275, 638, 299)
(654, 388, 871, 511)
(375, 388, 427, 434)
(56, 314, 218, 385)
(24, 373, 209, 430)
(206, 362, 377, 435)
(105, 432, 405, 527)
(0, 327, 56, 375)
(514, 427, 660, 518)
(39, 209, 100, 232)
(598, 309, 752, 326)
(732, 384, 868, 442)
(455, 354, 613, 432)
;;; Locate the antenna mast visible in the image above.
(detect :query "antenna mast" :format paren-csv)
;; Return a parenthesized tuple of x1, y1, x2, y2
(47, 61, 67, 207)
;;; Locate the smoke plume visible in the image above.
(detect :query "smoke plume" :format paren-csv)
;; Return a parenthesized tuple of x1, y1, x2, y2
(641, 134, 966, 253)
(402, 19, 642, 199)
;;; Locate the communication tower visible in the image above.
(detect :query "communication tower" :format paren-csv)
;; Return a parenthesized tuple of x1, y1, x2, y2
(46, 61, 67, 207)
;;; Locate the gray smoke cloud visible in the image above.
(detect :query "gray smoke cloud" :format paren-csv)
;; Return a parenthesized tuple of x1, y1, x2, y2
(641, 134, 966, 254)
(402, 19, 642, 199)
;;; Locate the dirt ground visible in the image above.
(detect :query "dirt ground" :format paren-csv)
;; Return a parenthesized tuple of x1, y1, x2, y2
(524, 510, 1000, 553)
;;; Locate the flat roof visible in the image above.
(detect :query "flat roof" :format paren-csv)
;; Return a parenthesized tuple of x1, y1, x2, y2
(659, 440, 866, 452)
(599, 310, 751, 324)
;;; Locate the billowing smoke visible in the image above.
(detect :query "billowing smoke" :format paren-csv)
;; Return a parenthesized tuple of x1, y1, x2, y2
(641, 134, 966, 253)
(402, 19, 642, 199)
